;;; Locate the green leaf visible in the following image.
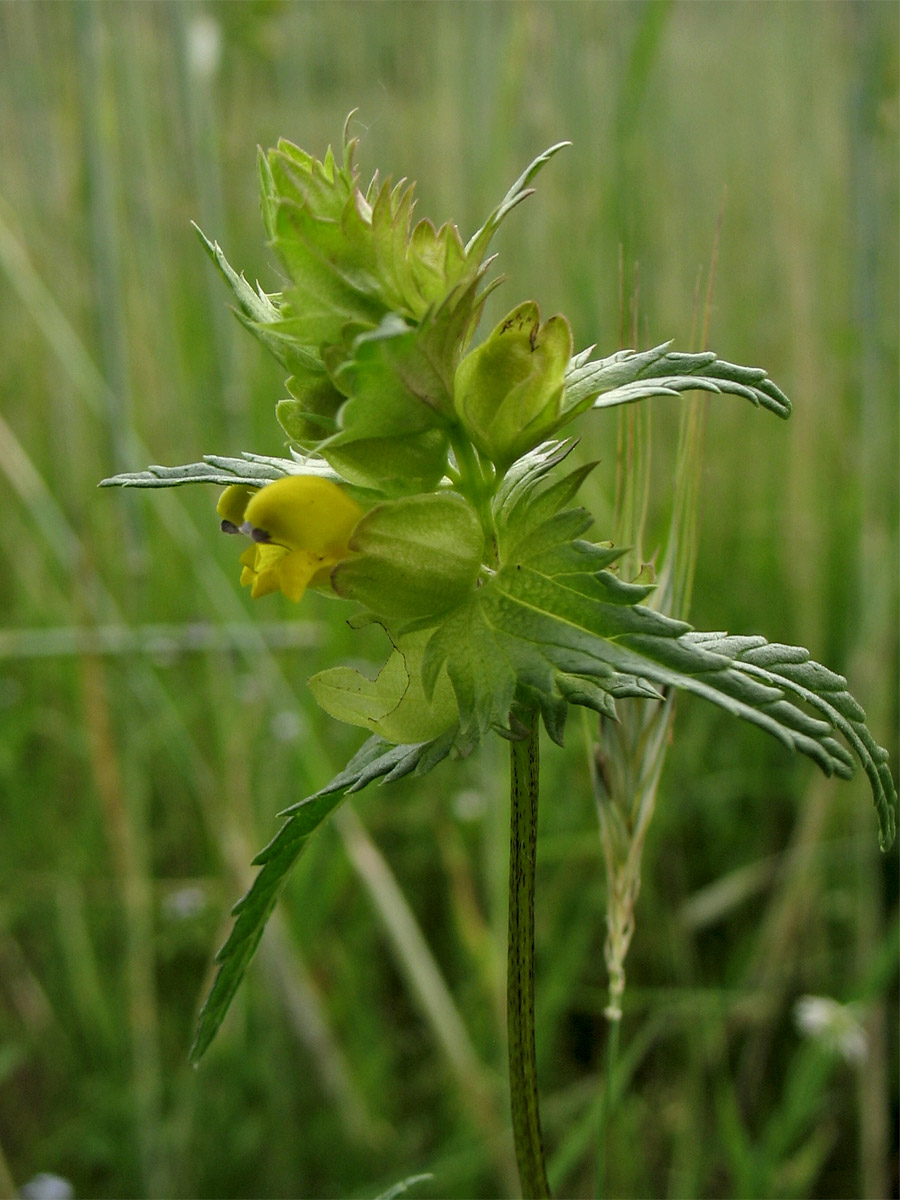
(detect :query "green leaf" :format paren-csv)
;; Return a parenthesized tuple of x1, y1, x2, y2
(422, 599, 517, 753)
(276, 372, 346, 444)
(685, 632, 896, 850)
(406, 214, 468, 308)
(283, 281, 489, 490)
(309, 629, 458, 743)
(563, 341, 792, 421)
(330, 314, 454, 439)
(266, 132, 357, 227)
(366, 140, 572, 313)
(273, 199, 389, 345)
(190, 731, 455, 1062)
(499, 461, 600, 560)
(368, 176, 419, 304)
(263, 122, 493, 340)
(98, 453, 310, 490)
(422, 529, 896, 846)
(326, 276, 491, 443)
(201, 132, 571, 423)
(368, 175, 471, 318)
(492, 437, 581, 517)
(193, 224, 281, 329)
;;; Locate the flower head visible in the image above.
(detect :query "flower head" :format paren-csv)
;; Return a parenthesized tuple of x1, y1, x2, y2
(218, 475, 362, 602)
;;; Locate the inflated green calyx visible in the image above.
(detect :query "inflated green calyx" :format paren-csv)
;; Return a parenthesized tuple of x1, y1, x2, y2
(454, 302, 573, 468)
(332, 492, 483, 619)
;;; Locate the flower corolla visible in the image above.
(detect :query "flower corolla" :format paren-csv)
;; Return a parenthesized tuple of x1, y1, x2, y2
(218, 475, 362, 602)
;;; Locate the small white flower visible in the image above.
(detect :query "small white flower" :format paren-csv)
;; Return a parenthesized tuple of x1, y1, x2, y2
(270, 709, 306, 742)
(20, 1175, 74, 1200)
(794, 994, 867, 1064)
(453, 788, 487, 822)
(187, 15, 222, 81)
(163, 885, 208, 921)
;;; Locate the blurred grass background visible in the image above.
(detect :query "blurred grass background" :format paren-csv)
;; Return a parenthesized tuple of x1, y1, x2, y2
(0, 2, 897, 1197)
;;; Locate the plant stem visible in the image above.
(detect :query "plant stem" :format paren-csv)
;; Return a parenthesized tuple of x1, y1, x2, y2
(449, 429, 500, 568)
(507, 709, 551, 1199)
(596, 1012, 620, 1199)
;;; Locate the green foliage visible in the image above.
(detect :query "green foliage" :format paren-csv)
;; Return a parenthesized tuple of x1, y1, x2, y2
(99, 452, 301, 489)
(562, 341, 792, 421)
(309, 629, 458, 743)
(184, 424, 896, 1056)
(190, 731, 455, 1064)
(5, 5, 899, 1198)
(422, 495, 883, 803)
(191, 125, 571, 491)
(100, 118, 897, 1064)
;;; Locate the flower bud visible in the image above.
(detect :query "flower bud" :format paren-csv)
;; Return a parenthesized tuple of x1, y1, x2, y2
(454, 302, 573, 468)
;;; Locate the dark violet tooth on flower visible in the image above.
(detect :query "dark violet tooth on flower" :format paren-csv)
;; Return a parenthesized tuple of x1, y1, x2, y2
(225, 475, 362, 602)
(220, 519, 241, 535)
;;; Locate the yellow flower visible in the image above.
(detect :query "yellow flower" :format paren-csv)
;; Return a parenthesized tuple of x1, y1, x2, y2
(217, 476, 362, 602)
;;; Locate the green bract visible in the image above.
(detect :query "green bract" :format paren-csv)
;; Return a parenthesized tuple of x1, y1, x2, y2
(188, 123, 571, 491)
(309, 629, 458, 744)
(99, 118, 897, 1066)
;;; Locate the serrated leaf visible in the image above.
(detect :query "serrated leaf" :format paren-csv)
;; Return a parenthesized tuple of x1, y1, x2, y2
(194, 225, 324, 375)
(277, 371, 346, 444)
(682, 631, 896, 847)
(262, 123, 508, 342)
(422, 534, 896, 844)
(190, 730, 455, 1062)
(98, 453, 302, 490)
(500, 460, 600, 558)
(257, 147, 278, 242)
(329, 278, 489, 437)
(507, 508, 596, 562)
(273, 201, 388, 345)
(423, 599, 518, 751)
(194, 224, 281, 328)
(493, 438, 582, 518)
(407, 217, 468, 308)
(268, 138, 355, 225)
(329, 314, 453, 440)
(557, 673, 621, 718)
(563, 342, 792, 421)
